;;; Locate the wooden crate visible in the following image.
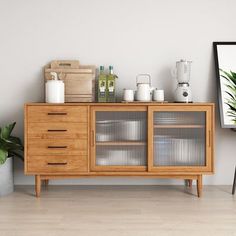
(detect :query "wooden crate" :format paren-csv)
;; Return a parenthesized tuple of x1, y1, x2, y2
(44, 60, 96, 102)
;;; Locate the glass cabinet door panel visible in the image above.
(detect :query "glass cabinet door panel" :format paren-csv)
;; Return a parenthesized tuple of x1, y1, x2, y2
(154, 111, 205, 126)
(96, 145, 146, 166)
(153, 111, 206, 166)
(94, 111, 147, 167)
(96, 111, 147, 142)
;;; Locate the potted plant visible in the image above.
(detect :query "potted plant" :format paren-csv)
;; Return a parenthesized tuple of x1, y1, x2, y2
(0, 122, 23, 196)
(220, 69, 236, 123)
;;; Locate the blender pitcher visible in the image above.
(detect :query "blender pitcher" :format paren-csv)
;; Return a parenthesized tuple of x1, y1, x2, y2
(175, 59, 192, 83)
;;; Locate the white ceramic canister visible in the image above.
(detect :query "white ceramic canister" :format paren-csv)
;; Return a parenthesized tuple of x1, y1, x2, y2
(46, 72, 65, 103)
(123, 89, 134, 102)
(153, 89, 164, 102)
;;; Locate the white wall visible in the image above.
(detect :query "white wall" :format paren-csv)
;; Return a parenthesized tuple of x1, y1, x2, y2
(1, 0, 236, 185)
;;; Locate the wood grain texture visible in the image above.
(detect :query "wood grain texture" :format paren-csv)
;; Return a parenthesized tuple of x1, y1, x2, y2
(24, 104, 28, 174)
(35, 175, 41, 198)
(27, 122, 88, 139)
(1, 186, 235, 236)
(148, 105, 214, 173)
(28, 139, 87, 156)
(197, 175, 203, 197)
(24, 103, 215, 198)
(28, 155, 88, 173)
(90, 105, 148, 172)
(27, 105, 88, 123)
(25, 102, 215, 106)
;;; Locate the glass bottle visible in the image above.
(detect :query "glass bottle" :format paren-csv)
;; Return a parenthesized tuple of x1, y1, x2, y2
(98, 66, 107, 102)
(107, 66, 117, 102)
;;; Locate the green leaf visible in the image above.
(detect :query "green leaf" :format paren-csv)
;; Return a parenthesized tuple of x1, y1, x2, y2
(0, 149, 8, 165)
(223, 76, 236, 87)
(227, 104, 236, 112)
(230, 71, 236, 79)
(0, 122, 16, 139)
(225, 91, 236, 100)
(221, 69, 235, 80)
(221, 70, 236, 86)
(221, 75, 236, 86)
(9, 151, 24, 161)
(226, 84, 236, 95)
(0, 122, 24, 162)
(8, 136, 22, 146)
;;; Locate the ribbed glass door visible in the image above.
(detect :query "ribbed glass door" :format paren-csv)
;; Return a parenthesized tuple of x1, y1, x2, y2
(91, 107, 147, 171)
(153, 111, 206, 167)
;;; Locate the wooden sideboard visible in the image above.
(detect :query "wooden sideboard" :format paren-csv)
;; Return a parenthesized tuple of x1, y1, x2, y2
(24, 103, 215, 197)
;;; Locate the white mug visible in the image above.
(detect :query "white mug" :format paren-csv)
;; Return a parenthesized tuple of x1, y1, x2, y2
(153, 89, 164, 102)
(123, 89, 134, 102)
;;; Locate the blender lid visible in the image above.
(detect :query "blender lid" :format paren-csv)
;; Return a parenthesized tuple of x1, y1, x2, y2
(177, 83, 190, 87)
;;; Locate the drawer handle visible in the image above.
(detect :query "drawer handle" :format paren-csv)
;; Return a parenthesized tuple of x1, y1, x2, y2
(47, 162, 67, 166)
(47, 129, 67, 132)
(47, 112, 67, 116)
(47, 146, 67, 149)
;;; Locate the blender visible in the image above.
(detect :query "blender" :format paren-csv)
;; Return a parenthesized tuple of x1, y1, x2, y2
(173, 59, 193, 103)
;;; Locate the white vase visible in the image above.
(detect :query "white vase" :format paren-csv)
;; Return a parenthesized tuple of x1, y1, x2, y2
(0, 157, 14, 197)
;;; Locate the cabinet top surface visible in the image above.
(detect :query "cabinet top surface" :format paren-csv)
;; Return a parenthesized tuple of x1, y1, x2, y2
(25, 102, 214, 106)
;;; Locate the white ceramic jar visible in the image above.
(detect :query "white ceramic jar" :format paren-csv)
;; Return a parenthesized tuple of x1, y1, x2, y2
(123, 89, 134, 102)
(153, 89, 164, 102)
(45, 72, 65, 103)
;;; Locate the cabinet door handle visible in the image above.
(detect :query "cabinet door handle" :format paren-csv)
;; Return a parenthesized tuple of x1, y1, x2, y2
(47, 112, 67, 116)
(47, 129, 67, 132)
(47, 146, 67, 149)
(47, 162, 67, 166)
(91, 130, 95, 147)
(208, 130, 211, 147)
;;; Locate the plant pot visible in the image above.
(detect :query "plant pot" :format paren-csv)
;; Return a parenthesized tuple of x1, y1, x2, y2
(0, 157, 14, 197)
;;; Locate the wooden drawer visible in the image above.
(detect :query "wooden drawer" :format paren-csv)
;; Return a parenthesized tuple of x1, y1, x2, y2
(27, 123, 88, 139)
(27, 106, 88, 123)
(28, 139, 87, 156)
(27, 155, 88, 173)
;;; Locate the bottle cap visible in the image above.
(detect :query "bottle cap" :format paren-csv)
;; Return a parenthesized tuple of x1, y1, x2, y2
(109, 65, 113, 70)
(100, 66, 104, 70)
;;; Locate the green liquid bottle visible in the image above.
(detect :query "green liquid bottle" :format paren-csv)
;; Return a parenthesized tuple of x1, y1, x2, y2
(98, 66, 107, 102)
(107, 66, 117, 103)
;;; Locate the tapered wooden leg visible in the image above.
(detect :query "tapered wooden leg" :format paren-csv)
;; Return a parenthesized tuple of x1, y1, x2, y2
(185, 179, 193, 187)
(197, 175, 202, 198)
(188, 179, 193, 187)
(35, 175, 41, 198)
(43, 179, 49, 187)
(232, 166, 236, 195)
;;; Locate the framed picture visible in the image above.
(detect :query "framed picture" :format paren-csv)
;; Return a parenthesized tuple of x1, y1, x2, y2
(213, 42, 236, 128)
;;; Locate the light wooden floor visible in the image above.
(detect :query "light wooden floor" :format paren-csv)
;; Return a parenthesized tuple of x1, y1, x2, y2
(0, 185, 236, 236)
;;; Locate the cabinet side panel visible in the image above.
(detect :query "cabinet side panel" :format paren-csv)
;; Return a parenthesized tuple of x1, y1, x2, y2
(24, 104, 28, 174)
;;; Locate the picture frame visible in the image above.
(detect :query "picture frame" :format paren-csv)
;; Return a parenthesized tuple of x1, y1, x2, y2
(213, 42, 236, 128)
